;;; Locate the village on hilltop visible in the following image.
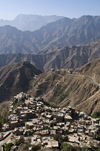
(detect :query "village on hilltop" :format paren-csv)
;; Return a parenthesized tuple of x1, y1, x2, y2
(0, 92, 100, 151)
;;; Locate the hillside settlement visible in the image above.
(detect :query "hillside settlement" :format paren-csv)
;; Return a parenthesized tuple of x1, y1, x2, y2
(0, 92, 100, 150)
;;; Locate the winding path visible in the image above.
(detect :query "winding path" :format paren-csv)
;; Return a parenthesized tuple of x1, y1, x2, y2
(38, 72, 100, 89)
(82, 75, 100, 88)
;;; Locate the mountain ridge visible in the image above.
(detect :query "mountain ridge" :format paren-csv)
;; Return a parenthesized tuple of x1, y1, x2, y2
(0, 14, 64, 31)
(0, 15, 100, 54)
(0, 59, 100, 115)
(0, 40, 100, 71)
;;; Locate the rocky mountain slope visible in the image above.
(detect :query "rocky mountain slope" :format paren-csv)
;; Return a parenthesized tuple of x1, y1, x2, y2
(0, 41, 100, 71)
(28, 69, 100, 115)
(1, 59, 100, 115)
(0, 15, 100, 54)
(0, 14, 64, 31)
(0, 61, 42, 102)
(79, 58, 100, 83)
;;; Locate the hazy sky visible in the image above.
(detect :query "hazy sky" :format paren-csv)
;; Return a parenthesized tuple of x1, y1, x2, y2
(0, 0, 100, 20)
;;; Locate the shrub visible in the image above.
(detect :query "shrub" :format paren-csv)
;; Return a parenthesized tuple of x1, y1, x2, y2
(5, 143, 13, 151)
(0, 120, 2, 129)
(23, 143, 30, 151)
(92, 112, 100, 118)
(33, 95, 37, 98)
(26, 124, 31, 129)
(63, 136, 68, 142)
(59, 94, 66, 102)
(15, 136, 24, 146)
(43, 126, 50, 130)
(61, 143, 76, 151)
(32, 144, 41, 151)
(53, 134, 63, 143)
(0, 111, 9, 127)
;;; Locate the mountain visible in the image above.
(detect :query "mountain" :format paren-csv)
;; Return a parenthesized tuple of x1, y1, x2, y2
(0, 14, 64, 31)
(32, 15, 100, 50)
(0, 61, 42, 102)
(79, 58, 100, 83)
(0, 41, 100, 71)
(0, 15, 100, 54)
(1, 59, 100, 115)
(0, 25, 40, 54)
(28, 69, 99, 115)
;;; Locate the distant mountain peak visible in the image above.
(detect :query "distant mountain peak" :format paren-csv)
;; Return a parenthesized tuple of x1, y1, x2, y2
(0, 14, 64, 31)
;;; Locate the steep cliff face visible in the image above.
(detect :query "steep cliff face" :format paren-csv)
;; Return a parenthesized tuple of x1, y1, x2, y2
(0, 61, 42, 102)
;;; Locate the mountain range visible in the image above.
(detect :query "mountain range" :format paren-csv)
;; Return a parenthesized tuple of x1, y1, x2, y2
(0, 15, 100, 54)
(0, 58, 100, 115)
(0, 14, 64, 31)
(0, 40, 100, 71)
(1, 14, 100, 115)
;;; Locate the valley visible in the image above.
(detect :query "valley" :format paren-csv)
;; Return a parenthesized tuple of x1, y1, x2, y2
(0, 13, 100, 151)
(0, 58, 100, 115)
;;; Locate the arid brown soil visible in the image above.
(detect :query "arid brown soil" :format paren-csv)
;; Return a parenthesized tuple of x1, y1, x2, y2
(28, 70, 100, 115)
(0, 61, 42, 103)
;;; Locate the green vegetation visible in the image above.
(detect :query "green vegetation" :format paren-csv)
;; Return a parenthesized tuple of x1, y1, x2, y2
(53, 134, 63, 143)
(17, 62, 22, 67)
(15, 136, 24, 146)
(25, 124, 31, 129)
(61, 143, 76, 151)
(43, 126, 50, 130)
(0, 121, 2, 129)
(5, 143, 13, 151)
(44, 101, 58, 108)
(53, 134, 68, 144)
(63, 136, 68, 142)
(23, 143, 31, 151)
(13, 99, 21, 108)
(82, 146, 90, 151)
(0, 110, 9, 129)
(32, 144, 41, 151)
(33, 94, 37, 98)
(59, 94, 66, 102)
(79, 120, 86, 125)
(28, 138, 31, 143)
(64, 130, 69, 135)
(92, 112, 100, 118)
